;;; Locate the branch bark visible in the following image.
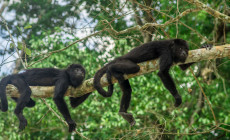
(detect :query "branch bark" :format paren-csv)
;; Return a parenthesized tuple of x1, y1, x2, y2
(5, 44, 230, 98)
(105, 8, 201, 36)
(184, 0, 230, 23)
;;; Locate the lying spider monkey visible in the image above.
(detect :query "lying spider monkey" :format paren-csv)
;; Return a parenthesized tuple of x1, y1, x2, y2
(0, 64, 91, 132)
(94, 39, 212, 126)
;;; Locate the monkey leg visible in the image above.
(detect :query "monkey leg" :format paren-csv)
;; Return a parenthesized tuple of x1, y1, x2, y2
(53, 81, 76, 132)
(118, 80, 136, 126)
(11, 79, 32, 130)
(11, 97, 36, 108)
(107, 59, 140, 82)
(69, 93, 91, 108)
(107, 60, 139, 126)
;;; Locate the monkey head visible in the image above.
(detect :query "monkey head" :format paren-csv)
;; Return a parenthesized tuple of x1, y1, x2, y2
(171, 39, 189, 63)
(67, 64, 86, 88)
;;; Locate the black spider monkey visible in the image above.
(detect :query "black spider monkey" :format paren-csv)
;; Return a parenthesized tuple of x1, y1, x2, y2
(94, 39, 212, 126)
(0, 64, 91, 132)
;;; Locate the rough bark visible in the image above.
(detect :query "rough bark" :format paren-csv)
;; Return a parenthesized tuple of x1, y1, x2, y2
(184, 0, 230, 23)
(5, 44, 230, 98)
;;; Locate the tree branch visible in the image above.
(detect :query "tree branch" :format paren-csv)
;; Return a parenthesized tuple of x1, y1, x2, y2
(104, 8, 201, 36)
(5, 44, 230, 98)
(184, 0, 230, 23)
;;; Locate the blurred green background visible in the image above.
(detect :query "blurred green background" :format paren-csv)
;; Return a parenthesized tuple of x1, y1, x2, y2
(0, 0, 229, 139)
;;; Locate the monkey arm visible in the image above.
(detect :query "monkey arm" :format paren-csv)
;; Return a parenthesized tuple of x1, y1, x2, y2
(157, 54, 182, 107)
(179, 44, 213, 71)
(179, 63, 195, 70)
(69, 93, 91, 108)
(53, 80, 76, 132)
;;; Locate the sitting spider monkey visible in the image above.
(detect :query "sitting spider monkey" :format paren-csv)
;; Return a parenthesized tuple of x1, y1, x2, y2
(93, 39, 212, 126)
(0, 64, 91, 132)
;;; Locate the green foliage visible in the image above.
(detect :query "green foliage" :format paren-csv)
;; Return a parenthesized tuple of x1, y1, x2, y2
(24, 25, 32, 30)
(0, 0, 230, 139)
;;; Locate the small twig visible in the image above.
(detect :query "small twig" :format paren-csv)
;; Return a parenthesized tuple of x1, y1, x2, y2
(189, 91, 204, 127)
(189, 67, 218, 125)
(123, 125, 219, 136)
(41, 99, 89, 140)
(36, 109, 50, 124)
(28, 30, 104, 67)
(179, 21, 210, 43)
(184, 0, 230, 23)
(0, 15, 26, 69)
(218, 127, 230, 133)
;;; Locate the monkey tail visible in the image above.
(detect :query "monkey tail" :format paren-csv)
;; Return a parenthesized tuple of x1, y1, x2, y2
(93, 66, 114, 97)
(0, 76, 10, 112)
(106, 70, 114, 95)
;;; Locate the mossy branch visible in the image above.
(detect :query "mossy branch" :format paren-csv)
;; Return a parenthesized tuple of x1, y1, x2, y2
(5, 44, 230, 98)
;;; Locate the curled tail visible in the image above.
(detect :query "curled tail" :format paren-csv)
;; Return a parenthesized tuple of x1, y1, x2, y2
(93, 66, 114, 97)
(106, 70, 114, 96)
(0, 76, 10, 112)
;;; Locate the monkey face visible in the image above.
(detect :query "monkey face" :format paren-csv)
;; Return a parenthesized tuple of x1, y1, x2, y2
(73, 69, 85, 77)
(178, 47, 188, 61)
(172, 43, 189, 63)
(67, 64, 86, 88)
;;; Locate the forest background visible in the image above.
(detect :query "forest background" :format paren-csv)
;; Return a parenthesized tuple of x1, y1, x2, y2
(0, 0, 230, 139)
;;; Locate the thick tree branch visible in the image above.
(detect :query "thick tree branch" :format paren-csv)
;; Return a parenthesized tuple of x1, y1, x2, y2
(184, 0, 230, 23)
(5, 44, 230, 98)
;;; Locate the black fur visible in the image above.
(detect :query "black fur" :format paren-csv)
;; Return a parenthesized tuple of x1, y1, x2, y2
(93, 39, 209, 126)
(0, 64, 90, 132)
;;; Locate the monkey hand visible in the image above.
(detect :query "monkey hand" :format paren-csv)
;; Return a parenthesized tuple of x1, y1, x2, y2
(67, 120, 76, 132)
(201, 44, 213, 50)
(19, 118, 28, 130)
(174, 94, 182, 107)
(119, 112, 136, 126)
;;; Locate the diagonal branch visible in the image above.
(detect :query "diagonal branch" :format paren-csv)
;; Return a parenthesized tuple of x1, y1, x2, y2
(5, 44, 230, 98)
(184, 0, 230, 23)
(104, 8, 201, 36)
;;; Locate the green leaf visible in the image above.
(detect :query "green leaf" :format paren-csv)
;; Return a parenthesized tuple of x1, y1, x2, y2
(17, 42, 23, 50)
(24, 25, 32, 29)
(16, 26, 22, 33)
(25, 48, 31, 56)
(10, 43, 14, 48)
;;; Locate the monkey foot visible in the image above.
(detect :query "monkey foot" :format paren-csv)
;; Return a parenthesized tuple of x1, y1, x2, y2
(201, 44, 213, 50)
(174, 95, 182, 107)
(19, 119, 27, 130)
(0, 104, 7, 112)
(119, 112, 136, 126)
(68, 120, 76, 132)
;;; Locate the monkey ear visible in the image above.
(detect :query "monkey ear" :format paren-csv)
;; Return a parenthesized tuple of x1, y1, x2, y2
(174, 39, 182, 44)
(67, 64, 73, 69)
(69, 64, 74, 67)
(174, 39, 186, 45)
(68, 64, 78, 68)
(67, 64, 75, 71)
(169, 40, 175, 48)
